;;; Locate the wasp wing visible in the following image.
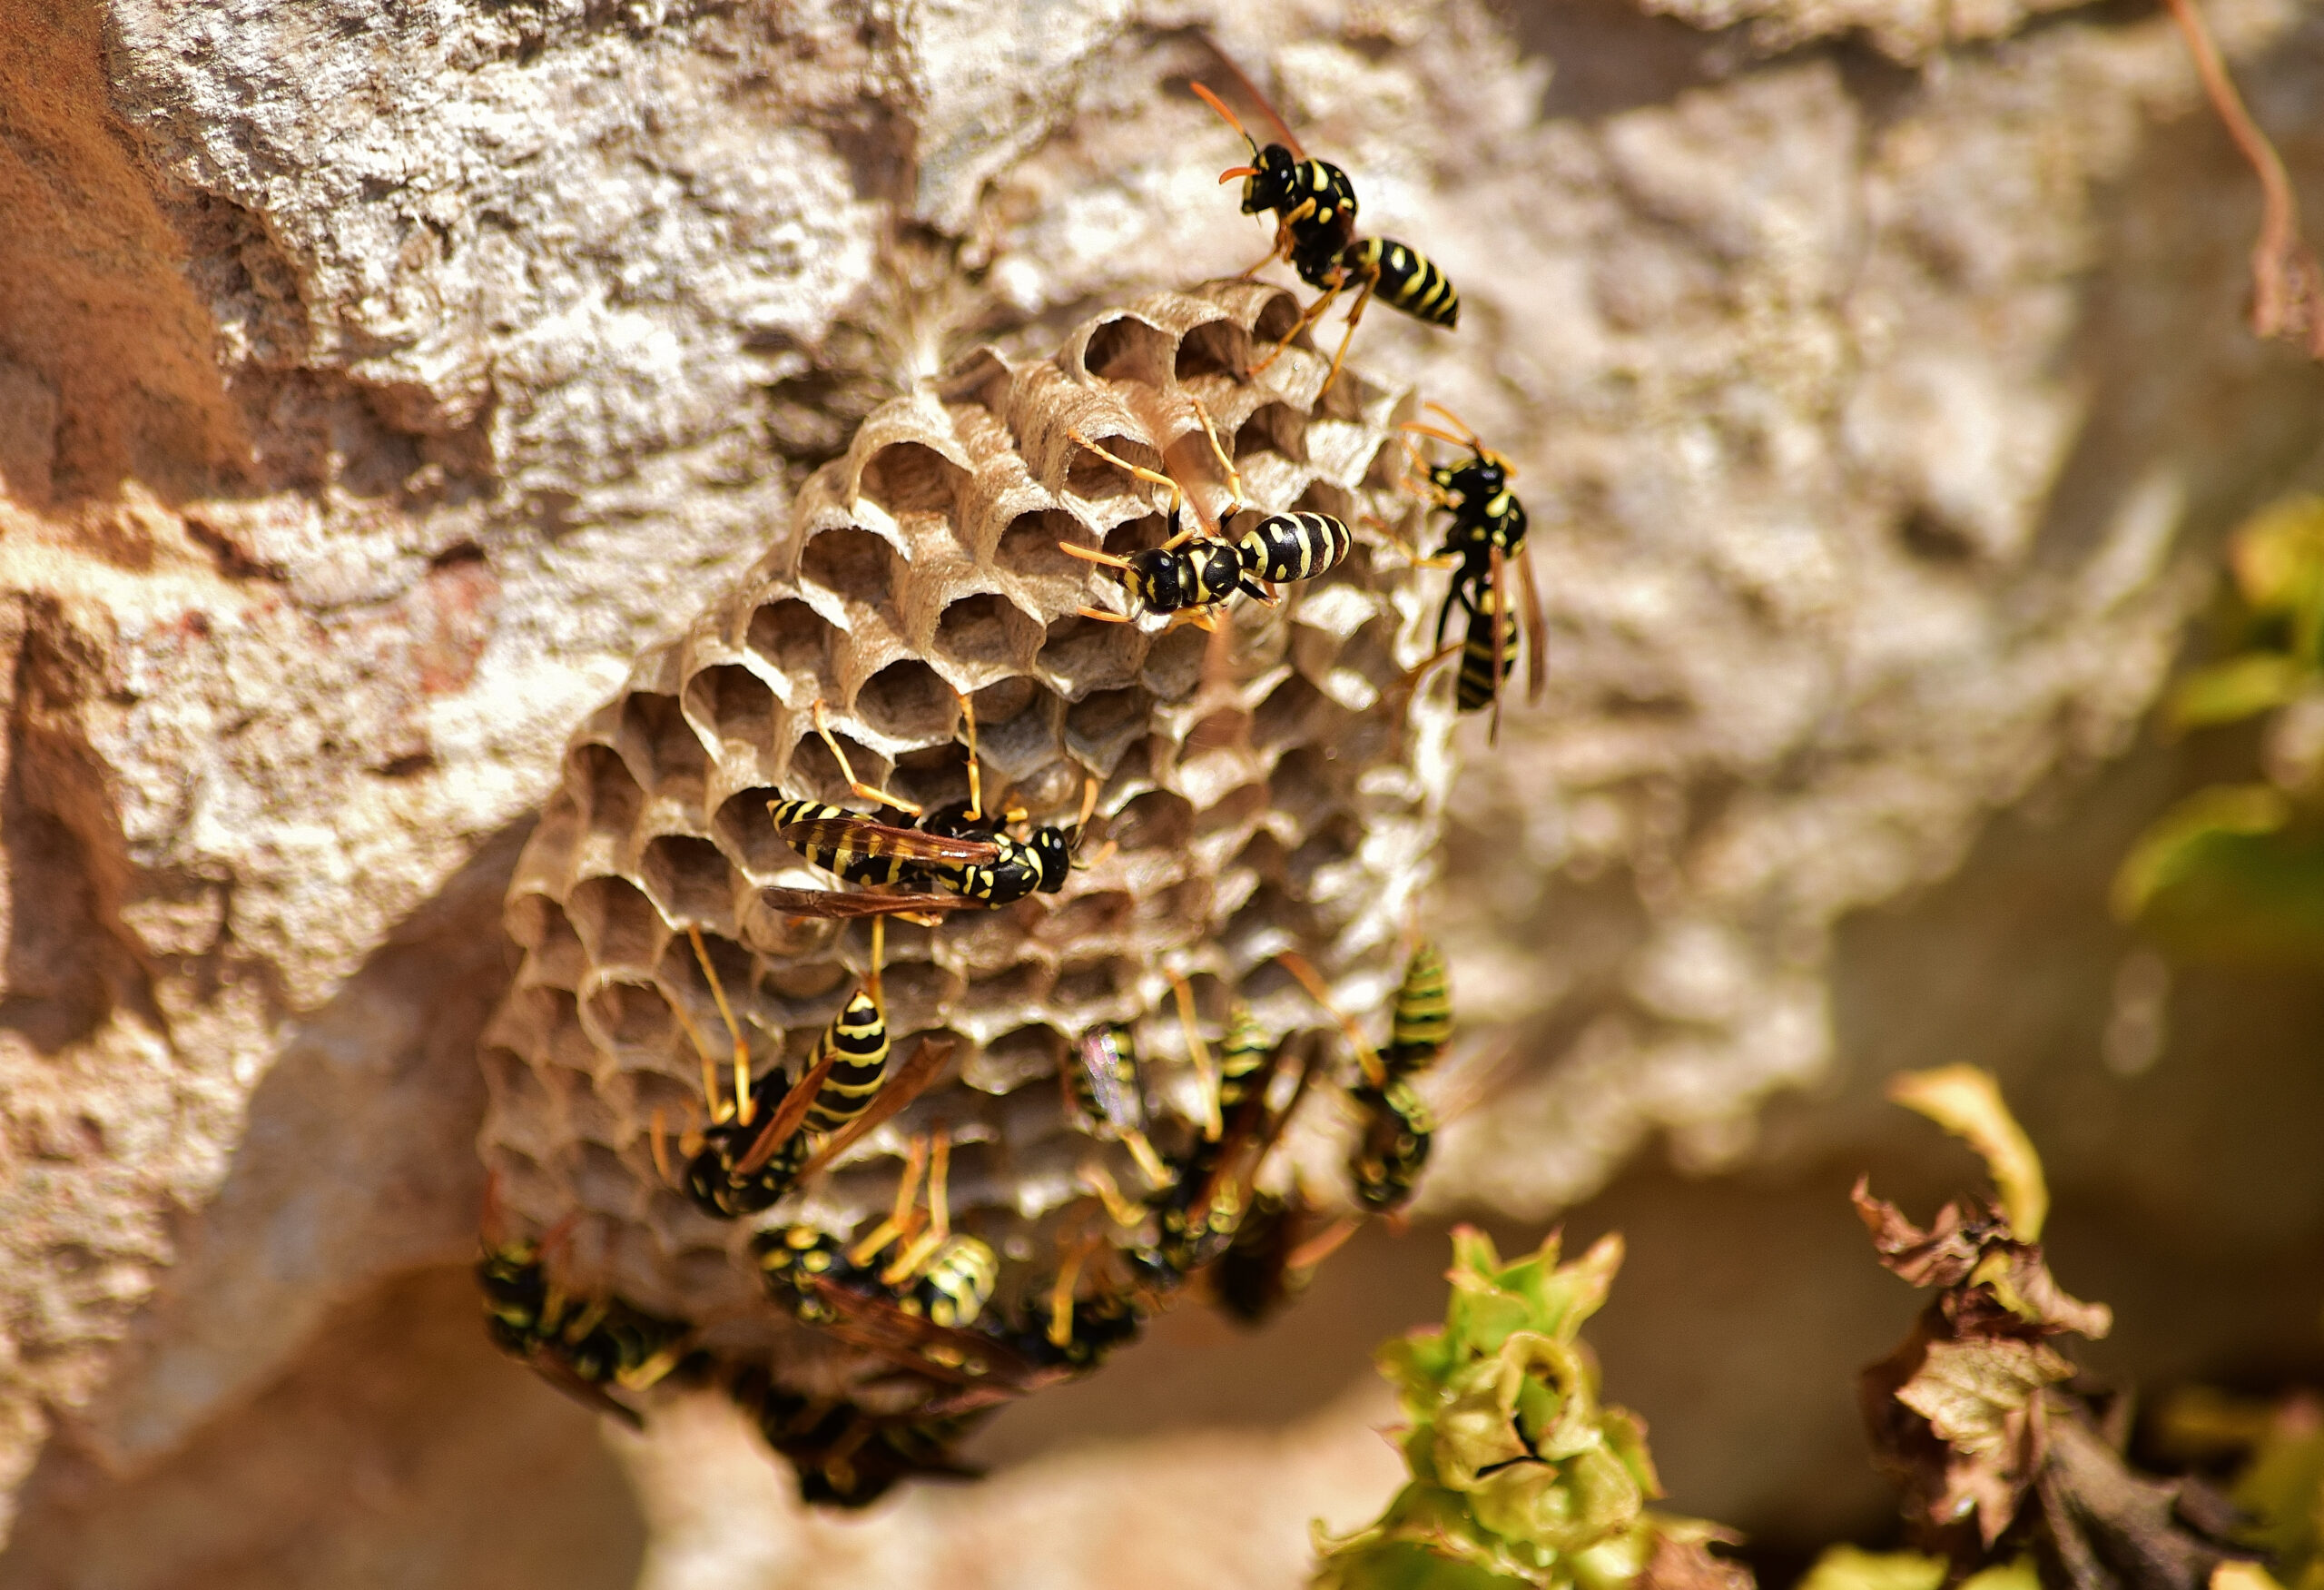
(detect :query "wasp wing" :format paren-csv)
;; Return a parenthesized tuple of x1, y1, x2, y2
(1071, 1028, 1147, 1136)
(732, 1041, 843, 1176)
(758, 887, 983, 919)
(1516, 543, 1547, 706)
(804, 1278, 1059, 1394)
(780, 817, 1001, 869)
(795, 1038, 956, 1182)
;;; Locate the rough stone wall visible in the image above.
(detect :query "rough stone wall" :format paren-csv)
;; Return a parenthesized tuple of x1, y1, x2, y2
(4, 0, 2324, 1575)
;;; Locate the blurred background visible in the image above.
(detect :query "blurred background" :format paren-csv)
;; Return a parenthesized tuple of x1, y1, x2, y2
(2, 0, 2322, 1584)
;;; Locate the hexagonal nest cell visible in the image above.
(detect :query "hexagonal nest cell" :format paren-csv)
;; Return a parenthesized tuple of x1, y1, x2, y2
(478, 281, 1458, 1412)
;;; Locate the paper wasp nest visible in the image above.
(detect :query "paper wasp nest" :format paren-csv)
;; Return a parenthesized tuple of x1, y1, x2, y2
(477, 281, 1455, 1381)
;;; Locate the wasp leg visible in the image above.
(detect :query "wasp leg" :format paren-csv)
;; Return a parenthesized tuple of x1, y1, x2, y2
(1251, 281, 1343, 377)
(685, 925, 755, 1126)
(1275, 950, 1386, 1088)
(1186, 396, 1249, 520)
(881, 1128, 953, 1286)
(661, 968, 731, 1128)
(1316, 272, 1380, 400)
(1068, 430, 1187, 523)
(1170, 973, 1224, 1142)
(956, 688, 985, 824)
(848, 1133, 933, 1269)
(1047, 1239, 1095, 1350)
(1286, 1215, 1364, 1272)
(650, 1107, 675, 1188)
(1360, 511, 1456, 570)
(812, 698, 922, 816)
(1078, 1160, 1148, 1227)
(1122, 1128, 1170, 1190)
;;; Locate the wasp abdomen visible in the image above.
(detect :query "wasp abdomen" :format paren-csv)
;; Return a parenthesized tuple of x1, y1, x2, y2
(773, 799, 921, 886)
(1346, 237, 1459, 329)
(802, 991, 890, 1135)
(1456, 598, 1520, 715)
(909, 1234, 1000, 1329)
(1235, 511, 1352, 597)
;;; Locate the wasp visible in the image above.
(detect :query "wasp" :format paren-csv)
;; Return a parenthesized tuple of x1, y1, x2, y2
(653, 919, 953, 1219)
(728, 1364, 990, 1508)
(1122, 1001, 1319, 1291)
(759, 696, 1096, 922)
(1065, 1023, 1172, 1190)
(1191, 74, 1458, 396)
(476, 1187, 699, 1427)
(1404, 406, 1543, 742)
(1281, 942, 1453, 1214)
(1065, 400, 1354, 626)
(761, 1132, 1124, 1408)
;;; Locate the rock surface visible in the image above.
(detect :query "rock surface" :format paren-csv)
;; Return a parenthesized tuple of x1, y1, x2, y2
(5, 0, 2324, 1575)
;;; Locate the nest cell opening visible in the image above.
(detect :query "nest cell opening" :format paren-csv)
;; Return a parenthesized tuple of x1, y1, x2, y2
(638, 835, 734, 930)
(964, 959, 1055, 1012)
(1293, 479, 1354, 523)
(1172, 319, 1241, 382)
(1037, 615, 1144, 698)
(620, 692, 709, 795)
(967, 1023, 1068, 1095)
(1253, 671, 1329, 751)
(1194, 781, 1271, 843)
(1232, 401, 1305, 464)
(581, 975, 687, 1064)
(1063, 686, 1147, 775)
(746, 598, 838, 684)
(786, 720, 895, 810)
(573, 742, 645, 842)
(878, 959, 963, 1034)
(933, 591, 1041, 674)
(858, 440, 968, 518)
(687, 664, 779, 752)
(566, 874, 667, 974)
(1034, 889, 1135, 948)
(1052, 955, 1137, 1013)
(1079, 317, 1174, 386)
(507, 892, 588, 984)
(997, 509, 1093, 586)
(711, 785, 796, 880)
(1220, 883, 1312, 964)
(798, 527, 898, 614)
(1251, 290, 1302, 347)
(1098, 509, 1170, 560)
(1106, 788, 1195, 855)
(853, 657, 959, 746)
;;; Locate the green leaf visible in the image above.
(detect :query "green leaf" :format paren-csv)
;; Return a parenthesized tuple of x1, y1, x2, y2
(1797, 1547, 1947, 1590)
(2112, 785, 2291, 921)
(2168, 654, 2310, 729)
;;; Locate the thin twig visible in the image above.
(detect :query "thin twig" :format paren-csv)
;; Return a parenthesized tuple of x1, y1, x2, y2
(2162, 0, 2324, 358)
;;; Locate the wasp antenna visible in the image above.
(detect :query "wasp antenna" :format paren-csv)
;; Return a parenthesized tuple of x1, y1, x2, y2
(1068, 428, 1186, 517)
(880, 1128, 953, 1286)
(1059, 540, 1134, 574)
(684, 926, 753, 1126)
(869, 916, 886, 1014)
(1188, 80, 1260, 153)
(1075, 604, 1136, 626)
(811, 698, 922, 816)
(1275, 950, 1385, 1088)
(1206, 53, 1305, 157)
(1073, 772, 1100, 837)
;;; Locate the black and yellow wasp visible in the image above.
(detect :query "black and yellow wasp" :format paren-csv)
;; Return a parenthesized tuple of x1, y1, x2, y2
(728, 1362, 991, 1508)
(1405, 405, 1544, 741)
(1282, 941, 1454, 1214)
(1191, 73, 1458, 395)
(758, 1129, 1144, 1409)
(756, 697, 1088, 923)
(475, 1183, 700, 1426)
(1115, 997, 1320, 1293)
(1064, 397, 1352, 627)
(652, 918, 953, 1220)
